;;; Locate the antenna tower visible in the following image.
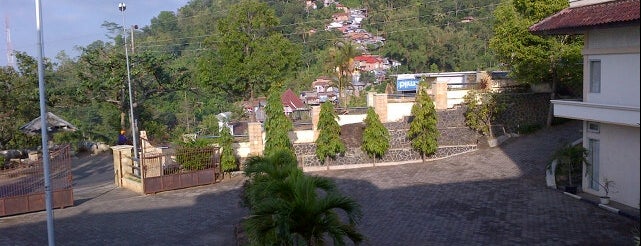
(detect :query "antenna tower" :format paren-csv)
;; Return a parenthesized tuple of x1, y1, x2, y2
(5, 15, 15, 68)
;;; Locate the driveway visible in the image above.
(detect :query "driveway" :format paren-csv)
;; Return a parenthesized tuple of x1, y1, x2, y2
(1, 120, 638, 245)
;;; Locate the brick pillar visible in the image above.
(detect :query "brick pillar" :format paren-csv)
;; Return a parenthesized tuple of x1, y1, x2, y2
(434, 81, 448, 110)
(311, 106, 321, 141)
(374, 94, 388, 123)
(111, 145, 133, 187)
(248, 122, 264, 156)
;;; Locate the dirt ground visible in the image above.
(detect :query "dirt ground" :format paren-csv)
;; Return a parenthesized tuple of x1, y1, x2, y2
(340, 123, 365, 148)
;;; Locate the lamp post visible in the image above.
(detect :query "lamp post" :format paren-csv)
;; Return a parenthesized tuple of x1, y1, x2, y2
(119, 2, 140, 174)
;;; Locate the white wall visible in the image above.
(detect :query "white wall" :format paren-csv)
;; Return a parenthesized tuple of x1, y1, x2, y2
(447, 90, 468, 108)
(585, 54, 640, 107)
(387, 102, 414, 122)
(585, 26, 640, 107)
(338, 114, 367, 125)
(583, 123, 640, 209)
(233, 142, 251, 158)
(290, 130, 315, 143)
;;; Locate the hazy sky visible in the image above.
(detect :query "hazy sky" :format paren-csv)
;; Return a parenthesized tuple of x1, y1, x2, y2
(1, 0, 191, 67)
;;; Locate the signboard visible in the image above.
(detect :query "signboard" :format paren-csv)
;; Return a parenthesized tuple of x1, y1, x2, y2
(396, 74, 419, 92)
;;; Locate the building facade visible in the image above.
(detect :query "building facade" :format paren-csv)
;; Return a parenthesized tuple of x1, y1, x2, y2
(531, 0, 640, 208)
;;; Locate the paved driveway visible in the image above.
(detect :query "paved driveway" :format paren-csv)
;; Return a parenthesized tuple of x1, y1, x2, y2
(1, 120, 638, 245)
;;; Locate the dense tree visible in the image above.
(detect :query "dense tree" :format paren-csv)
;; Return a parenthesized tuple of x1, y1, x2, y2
(490, 0, 583, 125)
(407, 82, 439, 162)
(263, 83, 294, 157)
(463, 89, 504, 138)
(315, 102, 346, 164)
(198, 0, 302, 102)
(0, 53, 52, 149)
(219, 124, 237, 176)
(197, 114, 219, 137)
(362, 107, 390, 160)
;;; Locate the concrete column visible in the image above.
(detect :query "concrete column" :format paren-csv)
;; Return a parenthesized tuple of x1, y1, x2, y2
(373, 94, 388, 123)
(248, 122, 264, 156)
(111, 145, 133, 187)
(434, 81, 448, 110)
(311, 106, 321, 141)
(367, 91, 375, 107)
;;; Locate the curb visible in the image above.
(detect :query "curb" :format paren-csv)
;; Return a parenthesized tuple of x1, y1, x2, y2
(562, 192, 640, 221)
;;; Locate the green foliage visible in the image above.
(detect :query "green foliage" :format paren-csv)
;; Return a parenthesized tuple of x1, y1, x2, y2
(407, 83, 439, 161)
(198, 0, 302, 102)
(362, 107, 390, 159)
(490, 0, 583, 96)
(328, 40, 361, 108)
(2, 0, 511, 151)
(243, 150, 363, 245)
(264, 83, 294, 157)
(175, 144, 215, 171)
(315, 102, 346, 163)
(219, 125, 238, 173)
(0, 155, 6, 169)
(198, 114, 219, 137)
(463, 90, 504, 137)
(548, 143, 589, 186)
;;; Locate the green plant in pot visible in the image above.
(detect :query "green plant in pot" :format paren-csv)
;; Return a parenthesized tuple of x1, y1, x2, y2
(595, 177, 615, 205)
(548, 143, 589, 194)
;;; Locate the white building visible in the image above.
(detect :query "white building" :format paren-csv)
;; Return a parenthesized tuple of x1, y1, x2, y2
(531, 0, 640, 209)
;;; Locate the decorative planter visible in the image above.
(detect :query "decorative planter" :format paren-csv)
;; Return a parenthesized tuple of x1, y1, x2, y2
(600, 196, 610, 205)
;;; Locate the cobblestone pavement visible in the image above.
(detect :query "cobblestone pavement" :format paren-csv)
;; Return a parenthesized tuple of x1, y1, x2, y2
(1, 120, 638, 245)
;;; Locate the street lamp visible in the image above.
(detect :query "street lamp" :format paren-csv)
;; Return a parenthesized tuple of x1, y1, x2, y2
(119, 2, 140, 174)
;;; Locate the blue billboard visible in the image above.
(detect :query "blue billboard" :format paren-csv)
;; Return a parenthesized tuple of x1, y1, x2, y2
(396, 74, 419, 92)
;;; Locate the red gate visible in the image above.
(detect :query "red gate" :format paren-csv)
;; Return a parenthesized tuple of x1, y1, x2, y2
(0, 144, 74, 217)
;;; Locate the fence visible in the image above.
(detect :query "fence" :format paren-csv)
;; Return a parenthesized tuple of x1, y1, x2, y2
(0, 144, 73, 217)
(140, 146, 222, 194)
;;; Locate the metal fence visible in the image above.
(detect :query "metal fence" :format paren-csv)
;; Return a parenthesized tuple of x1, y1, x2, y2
(0, 144, 73, 217)
(141, 146, 222, 194)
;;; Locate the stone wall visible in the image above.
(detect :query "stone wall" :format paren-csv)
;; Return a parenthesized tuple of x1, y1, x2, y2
(294, 106, 480, 169)
(495, 93, 550, 133)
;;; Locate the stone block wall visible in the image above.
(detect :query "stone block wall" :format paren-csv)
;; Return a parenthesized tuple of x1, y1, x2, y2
(495, 93, 550, 133)
(294, 106, 480, 169)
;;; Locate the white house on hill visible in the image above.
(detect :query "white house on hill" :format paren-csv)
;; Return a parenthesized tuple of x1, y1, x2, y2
(530, 0, 640, 209)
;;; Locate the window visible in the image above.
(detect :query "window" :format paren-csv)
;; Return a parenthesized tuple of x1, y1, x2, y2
(587, 122, 600, 133)
(589, 60, 601, 93)
(588, 139, 600, 190)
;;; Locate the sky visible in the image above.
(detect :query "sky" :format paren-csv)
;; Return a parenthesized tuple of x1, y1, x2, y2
(1, 0, 191, 67)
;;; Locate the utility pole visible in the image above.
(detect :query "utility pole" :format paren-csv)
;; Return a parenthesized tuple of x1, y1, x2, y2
(119, 2, 140, 175)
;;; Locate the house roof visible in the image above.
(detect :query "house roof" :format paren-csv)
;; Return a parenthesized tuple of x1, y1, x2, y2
(281, 89, 306, 110)
(354, 55, 382, 64)
(529, 0, 640, 35)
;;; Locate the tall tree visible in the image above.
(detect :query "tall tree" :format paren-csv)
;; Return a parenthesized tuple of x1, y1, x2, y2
(490, 0, 583, 125)
(407, 82, 439, 162)
(219, 124, 237, 177)
(263, 83, 294, 157)
(463, 89, 503, 138)
(328, 40, 361, 108)
(315, 102, 346, 165)
(198, 0, 301, 102)
(362, 107, 390, 160)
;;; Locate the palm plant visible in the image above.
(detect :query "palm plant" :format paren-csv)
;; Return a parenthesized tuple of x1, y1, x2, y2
(329, 40, 361, 108)
(548, 143, 589, 190)
(243, 150, 364, 245)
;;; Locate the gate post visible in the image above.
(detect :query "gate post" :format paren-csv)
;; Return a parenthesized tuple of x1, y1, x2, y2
(111, 145, 133, 187)
(248, 122, 264, 156)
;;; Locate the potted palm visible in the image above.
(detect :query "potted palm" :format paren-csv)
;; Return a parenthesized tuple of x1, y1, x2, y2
(596, 178, 615, 205)
(548, 143, 589, 194)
